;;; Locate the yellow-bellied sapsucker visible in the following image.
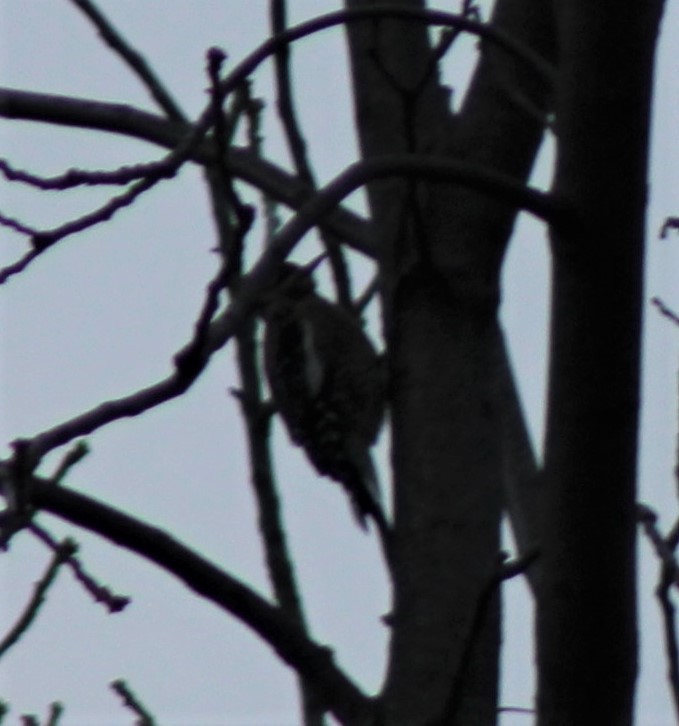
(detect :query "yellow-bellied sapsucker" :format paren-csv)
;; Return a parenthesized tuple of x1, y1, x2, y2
(261, 261, 389, 540)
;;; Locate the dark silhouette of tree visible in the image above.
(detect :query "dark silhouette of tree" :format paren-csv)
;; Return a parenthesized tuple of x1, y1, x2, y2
(0, 1, 672, 724)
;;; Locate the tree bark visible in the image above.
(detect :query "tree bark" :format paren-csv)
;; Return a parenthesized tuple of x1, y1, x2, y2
(344, 0, 555, 722)
(537, 3, 664, 724)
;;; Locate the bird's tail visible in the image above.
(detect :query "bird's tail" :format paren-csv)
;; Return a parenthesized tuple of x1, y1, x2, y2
(344, 445, 382, 526)
(344, 446, 393, 569)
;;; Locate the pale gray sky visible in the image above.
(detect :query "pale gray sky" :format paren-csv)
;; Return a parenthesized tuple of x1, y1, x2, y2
(0, 2, 678, 724)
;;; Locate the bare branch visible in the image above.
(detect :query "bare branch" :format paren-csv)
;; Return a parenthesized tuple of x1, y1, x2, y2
(30, 523, 130, 613)
(50, 441, 90, 484)
(638, 504, 679, 720)
(0, 538, 76, 659)
(221, 6, 554, 96)
(0, 0, 557, 262)
(431, 551, 539, 726)
(496, 329, 542, 596)
(638, 504, 679, 586)
(16, 153, 555, 461)
(110, 679, 155, 726)
(68, 0, 186, 121)
(270, 0, 352, 309)
(660, 217, 679, 239)
(20, 473, 374, 724)
(0, 89, 374, 256)
(17, 246, 228, 459)
(45, 702, 64, 726)
(0, 157, 165, 190)
(653, 297, 679, 328)
(658, 558, 679, 722)
(203, 53, 322, 721)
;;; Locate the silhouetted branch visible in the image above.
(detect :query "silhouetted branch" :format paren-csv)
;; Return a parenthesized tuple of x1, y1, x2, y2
(496, 328, 542, 596)
(14, 153, 555, 463)
(110, 679, 155, 726)
(204, 51, 322, 722)
(220, 6, 554, 96)
(270, 0, 352, 310)
(0, 89, 374, 255)
(0, 146, 191, 284)
(638, 504, 679, 586)
(0, 1, 556, 262)
(660, 217, 679, 239)
(432, 550, 539, 726)
(638, 504, 679, 721)
(30, 524, 130, 613)
(44, 702, 64, 726)
(50, 441, 90, 484)
(658, 556, 679, 722)
(15, 473, 374, 724)
(0, 156, 165, 190)
(0, 538, 76, 659)
(653, 297, 679, 328)
(68, 0, 186, 122)
(17, 256, 229, 459)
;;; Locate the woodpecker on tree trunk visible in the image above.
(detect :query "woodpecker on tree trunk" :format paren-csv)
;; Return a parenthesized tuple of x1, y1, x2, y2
(260, 259, 390, 545)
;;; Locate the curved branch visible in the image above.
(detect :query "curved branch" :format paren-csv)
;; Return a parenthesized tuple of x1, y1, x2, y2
(285, 154, 562, 226)
(221, 6, 554, 91)
(0, 88, 374, 257)
(23, 153, 558, 460)
(0, 4, 555, 260)
(22, 473, 374, 725)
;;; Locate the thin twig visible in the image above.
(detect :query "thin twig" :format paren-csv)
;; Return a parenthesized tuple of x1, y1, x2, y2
(637, 504, 679, 719)
(51, 441, 90, 483)
(45, 702, 64, 726)
(217, 7, 555, 102)
(68, 0, 186, 122)
(204, 51, 321, 721)
(30, 523, 130, 613)
(21, 473, 373, 724)
(270, 0, 352, 308)
(658, 561, 679, 722)
(660, 217, 679, 239)
(209, 32, 325, 722)
(0, 539, 76, 659)
(14, 154, 556, 462)
(638, 504, 679, 586)
(0, 249, 40, 285)
(0, 157, 169, 189)
(432, 549, 539, 725)
(653, 297, 679, 328)
(0, 5, 552, 285)
(110, 679, 155, 726)
(0, 89, 375, 256)
(20, 254, 230, 459)
(0, 173, 164, 284)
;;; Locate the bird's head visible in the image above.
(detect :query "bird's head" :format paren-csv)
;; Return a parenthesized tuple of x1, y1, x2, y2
(258, 254, 325, 309)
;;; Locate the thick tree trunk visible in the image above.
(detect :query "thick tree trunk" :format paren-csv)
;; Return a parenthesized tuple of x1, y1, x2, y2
(537, 3, 663, 724)
(344, 0, 554, 722)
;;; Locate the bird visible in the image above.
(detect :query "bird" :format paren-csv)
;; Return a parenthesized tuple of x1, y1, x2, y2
(259, 259, 390, 544)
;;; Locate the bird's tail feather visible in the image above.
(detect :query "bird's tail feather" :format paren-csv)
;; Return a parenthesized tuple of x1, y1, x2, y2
(344, 447, 393, 568)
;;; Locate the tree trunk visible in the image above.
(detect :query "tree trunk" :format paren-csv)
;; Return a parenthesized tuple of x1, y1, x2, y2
(344, 0, 555, 722)
(537, 2, 664, 724)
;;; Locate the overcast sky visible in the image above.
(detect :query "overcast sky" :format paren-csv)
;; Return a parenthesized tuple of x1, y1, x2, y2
(1, 2, 679, 724)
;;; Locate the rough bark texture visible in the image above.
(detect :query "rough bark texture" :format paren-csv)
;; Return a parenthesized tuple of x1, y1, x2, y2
(537, 2, 664, 724)
(344, 0, 555, 723)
